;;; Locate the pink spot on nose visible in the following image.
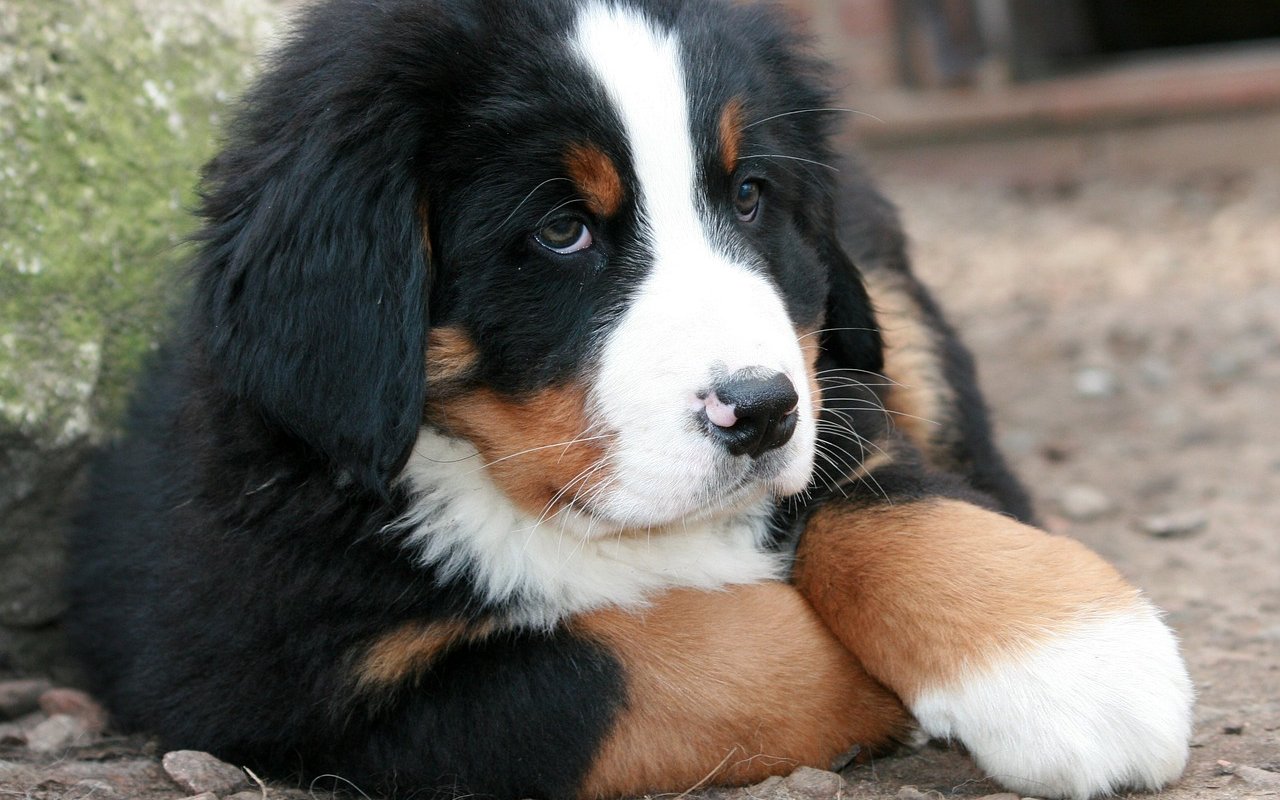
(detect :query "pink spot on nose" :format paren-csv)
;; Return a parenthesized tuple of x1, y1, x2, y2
(704, 392, 738, 428)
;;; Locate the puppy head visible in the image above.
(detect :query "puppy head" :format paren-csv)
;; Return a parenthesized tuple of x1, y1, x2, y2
(196, 0, 881, 525)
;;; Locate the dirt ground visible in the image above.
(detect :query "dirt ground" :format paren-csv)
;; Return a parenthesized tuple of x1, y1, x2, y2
(2, 167, 1278, 798)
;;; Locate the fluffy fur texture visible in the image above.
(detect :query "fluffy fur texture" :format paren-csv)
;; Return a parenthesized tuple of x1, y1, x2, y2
(67, 1, 1191, 798)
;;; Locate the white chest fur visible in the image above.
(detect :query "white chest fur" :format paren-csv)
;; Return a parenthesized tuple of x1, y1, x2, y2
(394, 428, 785, 629)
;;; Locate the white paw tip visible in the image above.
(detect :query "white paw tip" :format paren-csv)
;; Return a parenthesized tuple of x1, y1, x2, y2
(912, 605, 1194, 800)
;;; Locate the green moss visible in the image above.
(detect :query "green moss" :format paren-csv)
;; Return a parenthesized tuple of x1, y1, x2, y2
(0, 0, 275, 441)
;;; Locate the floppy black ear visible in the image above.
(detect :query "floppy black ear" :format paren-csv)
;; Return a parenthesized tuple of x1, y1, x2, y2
(191, 10, 447, 496)
(795, 165, 885, 375)
(817, 230, 884, 375)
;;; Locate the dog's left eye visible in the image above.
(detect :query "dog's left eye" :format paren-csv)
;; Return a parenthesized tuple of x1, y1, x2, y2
(535, 216, 593, 254)
(734, 180, 761, 222)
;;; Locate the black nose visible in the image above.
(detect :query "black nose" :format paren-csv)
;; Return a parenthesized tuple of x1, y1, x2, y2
(704, 369, 799, 458)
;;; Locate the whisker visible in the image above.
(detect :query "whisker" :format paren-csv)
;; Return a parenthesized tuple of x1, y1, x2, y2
(810, 445, 850, 498)
(830, 399, 942, 428)
(464, 432, 616, 476)
(536, 196, 588, 227)
(797, 326, 879, 341)
(814, 366, 899, 381)
(738, 154, 839, 172)
(561, 475, 620, 563)
(815, 377, 897, 388)
(814, 427, 890, 502)
(744, 107, 884, 129)
(527, 459, 607, 538)
(818, 412, 895, 455)
(498, 177, 573, 229)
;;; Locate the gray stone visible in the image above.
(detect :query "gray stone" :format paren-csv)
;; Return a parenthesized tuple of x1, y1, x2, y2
(1205, 351, 1251, 386)
(1057, 484, 1115, 521)
(778, 767, 848, 799)
(1138, 357, 1173, 388)
(0, 759, 38, 784)
(163, 749, 251, 796)
(704, 769, 850, 800)
(70, 779, 124, 800)
(39, 686, 109, 733)
(26, 712, 92, 753)
(42, 757, 174, 796)
(0, 710, 45, 744)
(1074, 367, 1117, 398)
(1140, 509, 1209, 538)
(0, 677, 50, 718)
(1235, 765, 1280, 788)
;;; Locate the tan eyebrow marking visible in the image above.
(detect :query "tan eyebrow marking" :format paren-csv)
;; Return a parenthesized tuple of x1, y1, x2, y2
(565, 143, 624, 217)
(718, 97, 745, 173)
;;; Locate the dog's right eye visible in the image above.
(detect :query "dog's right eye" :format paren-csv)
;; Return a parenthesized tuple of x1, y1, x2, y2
(535, 216, 593, 254)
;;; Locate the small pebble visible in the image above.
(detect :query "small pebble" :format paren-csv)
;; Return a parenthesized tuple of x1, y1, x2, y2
(1222, 722, 1246, 735)
(71, 779, 123, 800)
(711, 775, 784, 800)
(163, 750, 251, 796)
(896, 787, 935, 800)
(828, 743, 861, 771)
(1235, 765, 1280, 788)
(0, 679, 52, 719)
(1205, 352, 1250, 386)
(0, 725, 25, 745)
(974, 794, 1019, 800)
(999, 430, 1037, 457)
(0, 711, 44, 745)
(1138, 357, 1173, 388)
(1140, 510, 1208, 538)
(1074, 367, 1117, 398)
(40, 687, 108, 733)
(779, 766, 848, 799)
(1057, 485, 1115, 522)
(26, 713, 92, 753)
(1039, 442, 1074, 463)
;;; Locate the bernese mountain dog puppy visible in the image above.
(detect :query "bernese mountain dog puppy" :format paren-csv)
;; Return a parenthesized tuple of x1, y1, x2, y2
(67, 0, 1193, 798)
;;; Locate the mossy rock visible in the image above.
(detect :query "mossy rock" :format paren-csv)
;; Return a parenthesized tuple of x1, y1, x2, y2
(0, 0, 280, 677)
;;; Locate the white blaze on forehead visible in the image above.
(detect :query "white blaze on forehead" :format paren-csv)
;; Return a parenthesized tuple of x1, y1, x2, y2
(570, 3, 701, 256)
(569, 3, 817, 520)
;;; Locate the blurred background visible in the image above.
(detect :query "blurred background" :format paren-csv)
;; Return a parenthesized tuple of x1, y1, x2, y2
(790, 0, 1280, 178)
(1, 1, 1278, 797)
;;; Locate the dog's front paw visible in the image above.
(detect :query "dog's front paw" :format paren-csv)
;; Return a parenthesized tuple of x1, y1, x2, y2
(911, 600, 1193, 800)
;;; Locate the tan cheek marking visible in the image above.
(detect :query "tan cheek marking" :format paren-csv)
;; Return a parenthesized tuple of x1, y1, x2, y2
(566, 144, 623, 217)
(794, 499, 1140, 701)
(426, 327, 479, 389)
(573, 584, 910, 798)
(354, 618, 498, 691)
(861, 269, 952, 456)
(435, 384, 608, 516)
(719, 98, 745, 174)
